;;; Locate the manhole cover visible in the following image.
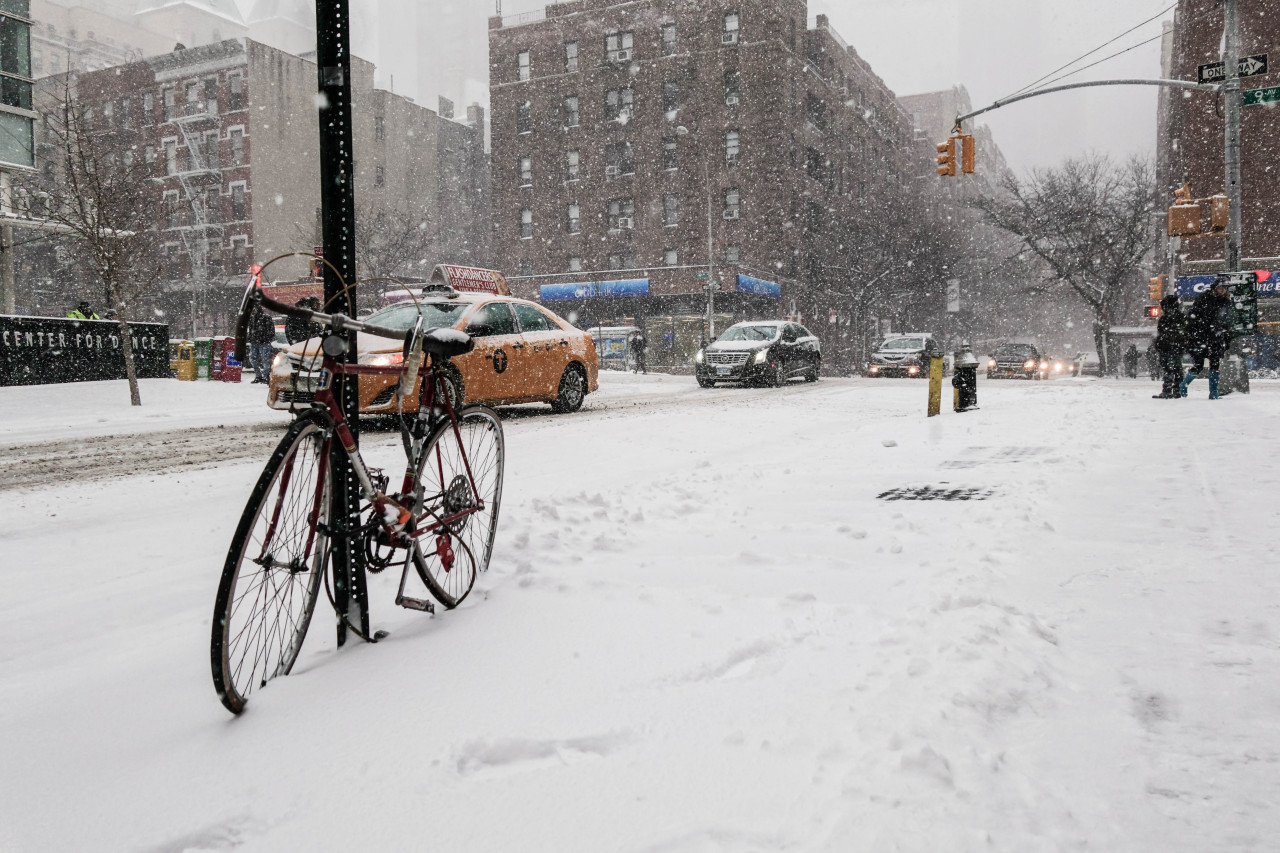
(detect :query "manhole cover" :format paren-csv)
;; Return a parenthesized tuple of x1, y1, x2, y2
(877, 486, 993, 501)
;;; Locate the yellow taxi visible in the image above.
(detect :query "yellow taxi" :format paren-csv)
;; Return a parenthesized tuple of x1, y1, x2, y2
(268, 266, 599, 415)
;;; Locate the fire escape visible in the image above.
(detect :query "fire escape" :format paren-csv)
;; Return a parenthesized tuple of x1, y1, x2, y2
(170, 98, 224, 329)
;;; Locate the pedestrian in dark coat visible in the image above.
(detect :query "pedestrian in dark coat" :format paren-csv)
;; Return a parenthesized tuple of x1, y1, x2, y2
(247, 306, 277, 384)
(1154, 295, 1187, 398)
(1179, 281, 1233, 399)
(285, 296, 321, 343)
(630, 330, 647, 374)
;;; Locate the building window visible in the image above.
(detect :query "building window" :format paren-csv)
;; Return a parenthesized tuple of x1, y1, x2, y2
(724, 69, 740, 105)
(724, 245, 740, 264)
(519, 156, 532, 187)
(805, 147, 823, 180)
(567, 202, 580, 234)
(563, 95, 579, 128)
(607, 252, 636, 270)
(565, 41, 578, 73)
(229, 128, 244, 165)
(120, 98, 131, 128)
(101, 101, 113, 127)
(162, 87, 175, 121)
(664, 248, 678, 266)
(517, 49, 531, 81)
(517, 101, 532, 134)
(806, 202, 824, 233)
(374, 116, 384, 140)
(375, 166, 385, 187)
(724, 130, 740, 165)
(605, 141, 634, 177)
(806, 94, 826, 130)
(231, 184, 247, 220)
(662, 136, 678, 170)
(162, 191, 178, 229)
(663, 193, 679, 227)
(565, 149, 580, 181)
(604, 86, 634, 122)
(662, 80, 678, 113)
(185, 81, 198, 105)
(605, 31, 634, 63)
(723, 188, 740, 219)
(230, 238, 248, 269)
(143, 92, 153, 125)
(519, 207, 533, 239)
(661, 23, 677, 56)
(204, 130, 219, 168)
(204, 186, 220, 223)
(144, 145, 155, 163)
(164, 139, 177, 175)
(229, 72, 243, 110)
(568, 256, 582, 272)
(204, 78, 218, 115)
(607, 197, 635, 231)
(723, 12, 740, 44)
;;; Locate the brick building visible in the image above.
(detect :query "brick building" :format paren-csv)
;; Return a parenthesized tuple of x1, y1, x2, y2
(1158, 0, 1280, 351)
(24, 39, 490, 335)
(488, 0, 918, 367)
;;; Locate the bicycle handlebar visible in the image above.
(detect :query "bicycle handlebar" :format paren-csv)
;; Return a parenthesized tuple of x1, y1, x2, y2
(233, 284, 408, 362)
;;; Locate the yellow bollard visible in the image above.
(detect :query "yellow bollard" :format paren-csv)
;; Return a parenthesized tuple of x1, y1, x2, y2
(927, 355, 944, 417)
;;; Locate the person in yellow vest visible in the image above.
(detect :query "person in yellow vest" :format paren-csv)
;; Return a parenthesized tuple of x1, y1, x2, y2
(66, 301, 100, 320)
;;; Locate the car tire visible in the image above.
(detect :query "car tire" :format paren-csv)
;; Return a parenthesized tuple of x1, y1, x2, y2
(442, 364, 465, 408)
(804, 363, 819, 382)
(696, 375, 716, 388)
(550, 364, 587, 413)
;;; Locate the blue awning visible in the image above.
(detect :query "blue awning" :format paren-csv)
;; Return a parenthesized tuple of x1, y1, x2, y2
(540, 278, 650, 301)
(1176, 271, 1280, 299)
(735, 274, 781, 299)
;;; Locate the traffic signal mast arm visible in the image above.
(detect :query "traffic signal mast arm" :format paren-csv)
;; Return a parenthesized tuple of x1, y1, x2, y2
(953, 78, 1220, 127)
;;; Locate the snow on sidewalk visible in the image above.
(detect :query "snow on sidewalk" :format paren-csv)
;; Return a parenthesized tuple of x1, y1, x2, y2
(1, 376, 1278, 852)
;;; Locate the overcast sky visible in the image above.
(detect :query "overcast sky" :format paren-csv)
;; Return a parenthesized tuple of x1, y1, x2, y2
(268, 0, 1178, 174)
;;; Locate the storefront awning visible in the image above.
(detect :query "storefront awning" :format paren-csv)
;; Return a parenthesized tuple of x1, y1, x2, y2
(539, 279, 650, 301)
(735, 274, 781, 299)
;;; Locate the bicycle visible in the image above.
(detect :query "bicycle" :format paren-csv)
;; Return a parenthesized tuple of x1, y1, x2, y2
(210, 277, 505, 715)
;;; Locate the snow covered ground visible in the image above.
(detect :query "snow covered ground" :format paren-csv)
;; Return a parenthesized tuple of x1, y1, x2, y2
(2, 372, 1279, 852)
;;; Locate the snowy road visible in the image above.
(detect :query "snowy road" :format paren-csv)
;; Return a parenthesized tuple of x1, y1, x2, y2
(2, 374, 1279, 851)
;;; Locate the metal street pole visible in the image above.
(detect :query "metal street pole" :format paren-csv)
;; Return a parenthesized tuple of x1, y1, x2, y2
(316, 0, 367, 646)
(1224, 0, 1243, 271)
(705, 153, 715, 338)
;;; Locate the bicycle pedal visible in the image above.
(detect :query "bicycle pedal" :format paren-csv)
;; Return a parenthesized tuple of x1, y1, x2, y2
(395, 595, 435, 614)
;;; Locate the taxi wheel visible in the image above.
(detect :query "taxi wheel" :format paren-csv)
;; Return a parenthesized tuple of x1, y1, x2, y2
(550, 364, 587, 414)
(443, 364, 466, 408)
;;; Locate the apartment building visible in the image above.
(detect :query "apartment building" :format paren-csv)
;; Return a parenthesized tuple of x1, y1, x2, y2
(28, 39, 489, 335)
(489, 0, 916, 366)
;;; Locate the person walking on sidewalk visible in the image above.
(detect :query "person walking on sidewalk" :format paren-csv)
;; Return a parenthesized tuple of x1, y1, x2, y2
(1153, 295, 1186, 398)
(630, 330, 647, 374)
(66, 301, 100, 320)
(1179, 281, 1233, 399)
(247, 305, 277, 384)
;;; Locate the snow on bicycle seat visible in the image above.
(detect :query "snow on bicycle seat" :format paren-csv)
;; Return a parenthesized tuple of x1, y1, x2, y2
(422, 328, 474, 358)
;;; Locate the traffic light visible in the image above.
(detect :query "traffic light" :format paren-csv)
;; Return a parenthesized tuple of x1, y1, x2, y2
(1173, 183, 1192, 205)
(936, 138, 956, 177)
(1210, 193, 1229, 232)
(1168, 182, 1200, 237)
(1148, 274, 1165, 302)
(1145, 305, 1161, 319)
(960, 133, 976, 174)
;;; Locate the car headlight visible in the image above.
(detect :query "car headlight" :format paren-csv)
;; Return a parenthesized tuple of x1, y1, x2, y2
(358, 352, 406, 366)
(272, 352, 288, 369)
(908, 365, 919, 375)
(695, 349, 705, 363)
(1024, 359, 1035, 369)
(869, 365, 880, 373)
(754, 349, 769, 364)
(988, 359, 996, 368)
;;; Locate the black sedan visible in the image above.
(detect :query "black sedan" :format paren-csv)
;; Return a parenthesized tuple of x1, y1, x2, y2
(987, 343, 1048, 379)
(695, 321, 821, 387)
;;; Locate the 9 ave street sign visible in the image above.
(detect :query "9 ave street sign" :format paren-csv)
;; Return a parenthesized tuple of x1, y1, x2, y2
(1243, 86, 1280, 106)
(1198, 53, 1268, 84)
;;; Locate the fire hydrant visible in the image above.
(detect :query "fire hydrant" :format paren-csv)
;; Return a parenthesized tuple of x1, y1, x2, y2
(953, 343, 979, 412)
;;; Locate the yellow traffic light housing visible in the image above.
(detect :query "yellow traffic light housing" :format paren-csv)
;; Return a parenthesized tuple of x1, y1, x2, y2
(960, 134, 976, 174)
(1173, 182, 1192, 205)
(1209, 194, 1229, 232)
(936, 138, 956, 177)
(1148, 275, 1165, 302)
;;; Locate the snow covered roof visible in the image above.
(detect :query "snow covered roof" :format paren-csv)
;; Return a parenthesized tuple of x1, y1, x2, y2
(246, 0, 315, 28)
(134, 0, 245, 25)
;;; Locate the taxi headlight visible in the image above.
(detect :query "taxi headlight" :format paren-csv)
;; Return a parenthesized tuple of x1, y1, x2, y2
(358, 352, 406, 367)
(754, 349, 769, 364)
(272, 352, 288, 369)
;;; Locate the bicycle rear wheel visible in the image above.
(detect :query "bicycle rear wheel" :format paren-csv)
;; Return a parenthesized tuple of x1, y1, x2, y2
(413, 405, 504, 608)
(211, 412, 332, 714)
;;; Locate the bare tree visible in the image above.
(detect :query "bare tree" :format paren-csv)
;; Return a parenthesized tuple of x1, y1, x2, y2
(975, 154, 1158, 372)
(14, 74, 162, 405)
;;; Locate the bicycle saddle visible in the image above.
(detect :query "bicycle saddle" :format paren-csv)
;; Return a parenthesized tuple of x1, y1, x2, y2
(422, 328, 474, 359)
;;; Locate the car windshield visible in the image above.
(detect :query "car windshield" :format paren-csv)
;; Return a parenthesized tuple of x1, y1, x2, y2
(360, 301, 470, 335)
(720, 324, 779, 342)
(880, 337, 925, 350)
(994, 344, 1038, 358)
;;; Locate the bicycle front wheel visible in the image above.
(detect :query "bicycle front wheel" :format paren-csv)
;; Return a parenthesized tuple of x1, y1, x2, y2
(413, 405, 505, 608)
(211, 412, 332, 714)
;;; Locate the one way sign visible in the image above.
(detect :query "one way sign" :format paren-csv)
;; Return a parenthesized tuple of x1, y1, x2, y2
(1198, 53, 1269, 84)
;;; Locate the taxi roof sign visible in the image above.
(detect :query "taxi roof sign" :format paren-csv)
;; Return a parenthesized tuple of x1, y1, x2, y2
(431, 264, 510, 296)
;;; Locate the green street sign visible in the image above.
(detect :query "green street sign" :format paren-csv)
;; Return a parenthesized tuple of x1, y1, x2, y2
(694, 272, 709, 279)
(1243, 86, 1280, 106)
(1218, 272, 1259, 337)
